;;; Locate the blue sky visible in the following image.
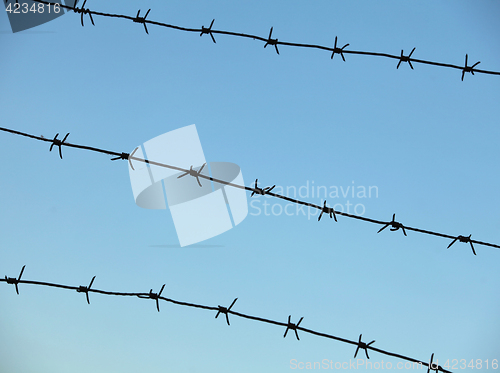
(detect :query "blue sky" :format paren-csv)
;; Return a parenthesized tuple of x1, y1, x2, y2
(1, 1, 499, 372)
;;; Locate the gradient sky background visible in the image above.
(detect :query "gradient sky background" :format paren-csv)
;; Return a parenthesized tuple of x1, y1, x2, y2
(1, 1, 499, 372)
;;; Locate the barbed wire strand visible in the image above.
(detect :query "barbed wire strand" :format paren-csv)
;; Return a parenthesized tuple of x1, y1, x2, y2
(1, 125, 499, 254)
(0, 265, 451, 373)
(13, 0, 499, 80)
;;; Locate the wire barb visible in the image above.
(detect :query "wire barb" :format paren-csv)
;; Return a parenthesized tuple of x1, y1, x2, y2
(397, 47, 415, 69)
(73, 0, 94, 27)
(110, 152, 130, 161)
(354, 334, 375, 359)
(49, 133, 70, 159)
(127, 147, 139, 170)
(76, 276, 96, 304)
(447, 234, 476, 255)
(141, 284, 166, 312)
(427, 353, 440, 373)
(200, 19, 216, 43)
(462, 54, 480, 81)
(377, 213, 407, 236)
(283, 315, 304, 340)
(215, 298, 237, 325)
(251, 179, 276, 197)
(134, 9, 151, 34)
(318, 200, 337, 222)
(331, 36, 349, 61)
(4, 265, 25, 295)
(264, 27, 279, 55)
(177, 163, 207, 187)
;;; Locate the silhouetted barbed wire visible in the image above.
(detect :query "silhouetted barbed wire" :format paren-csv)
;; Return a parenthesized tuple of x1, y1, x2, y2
(1, 126, 499, 254)
(14, 0, 500, 80)
(0, 265, 452, 373)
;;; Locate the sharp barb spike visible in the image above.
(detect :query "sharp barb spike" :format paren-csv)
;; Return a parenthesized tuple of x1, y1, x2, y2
(354, 346, 360, 358)
(377, 224, 389, 233)
(18, 265, 25, 280)
(50, 133, 59, 152)
(470, 242, 477, 256)
(228, 298, 238, 310)
(427, 353, 434, 373)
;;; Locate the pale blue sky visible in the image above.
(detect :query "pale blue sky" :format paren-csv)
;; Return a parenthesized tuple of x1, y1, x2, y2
(1, 1, 499, 372)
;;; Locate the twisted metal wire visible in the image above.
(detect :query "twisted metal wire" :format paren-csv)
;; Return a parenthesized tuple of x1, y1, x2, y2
(0, 265, 451, 373)
(1, 126, 499, 254)
(17, 0, 500, 80)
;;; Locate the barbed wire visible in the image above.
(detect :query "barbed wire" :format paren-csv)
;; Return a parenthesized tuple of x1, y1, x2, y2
(2, 3, 493, 371)
(10, 0, 498, 80)
(0, 265, 451, 373)
(1, 125, 499, 254)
